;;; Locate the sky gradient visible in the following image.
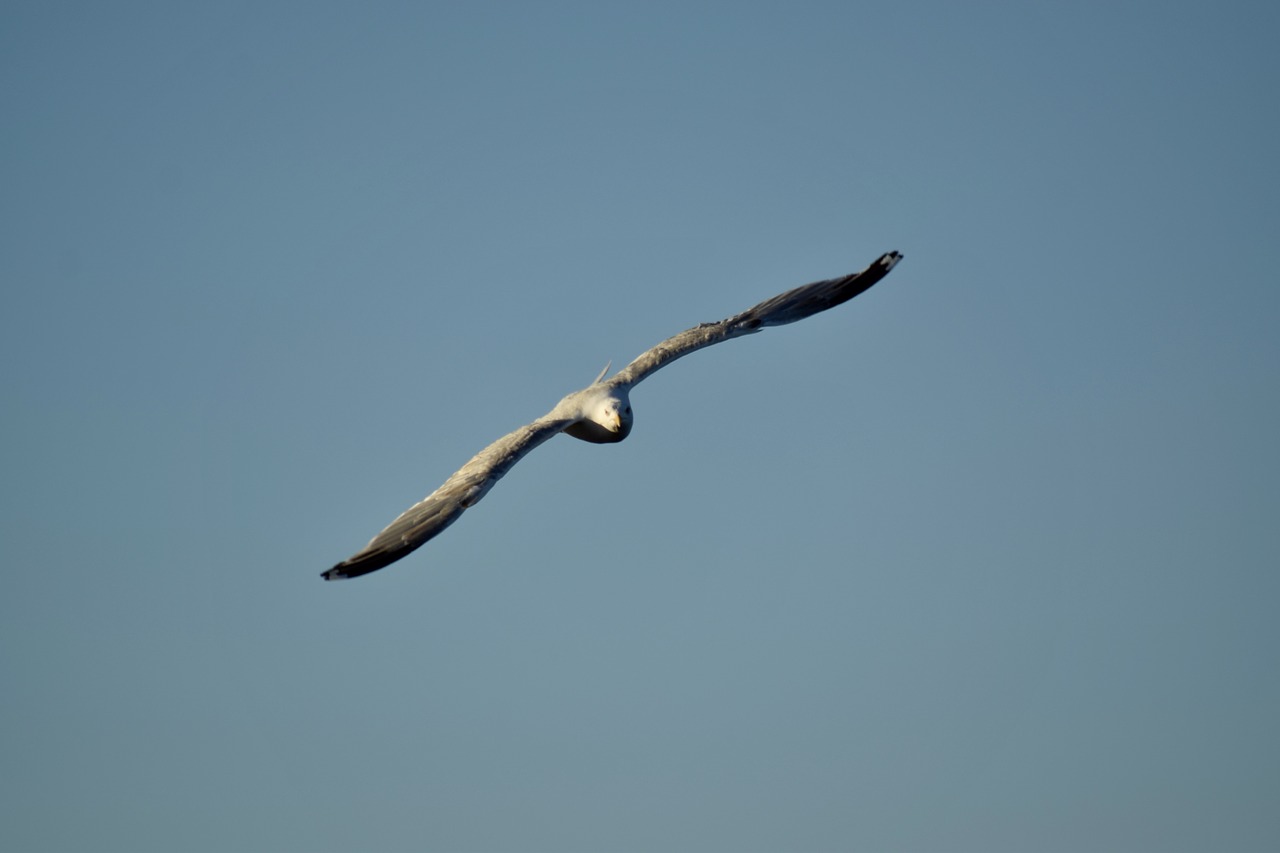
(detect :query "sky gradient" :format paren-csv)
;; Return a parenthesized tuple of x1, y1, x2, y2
(2, 2, 1278, 851)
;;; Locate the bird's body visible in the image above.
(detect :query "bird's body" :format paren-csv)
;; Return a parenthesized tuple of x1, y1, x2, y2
(323, 251, 902, 580)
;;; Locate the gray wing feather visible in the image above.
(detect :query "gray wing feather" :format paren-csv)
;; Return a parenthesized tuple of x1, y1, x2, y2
(607, 251, 901, 391)
(322, 414, 577, 580)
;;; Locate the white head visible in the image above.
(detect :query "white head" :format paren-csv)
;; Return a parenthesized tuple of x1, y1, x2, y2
(564, 387, 633, 444)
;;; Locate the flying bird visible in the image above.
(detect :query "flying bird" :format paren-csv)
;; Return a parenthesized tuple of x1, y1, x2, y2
(323, 250, 903, 580)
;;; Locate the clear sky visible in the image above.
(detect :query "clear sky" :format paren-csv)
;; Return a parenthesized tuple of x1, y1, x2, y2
(2, 2, 1278, 851)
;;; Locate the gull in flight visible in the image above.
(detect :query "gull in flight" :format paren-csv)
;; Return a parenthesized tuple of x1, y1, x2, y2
(323, 251, 903, 580)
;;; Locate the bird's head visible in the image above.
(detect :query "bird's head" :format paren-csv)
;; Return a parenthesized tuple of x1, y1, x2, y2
(599, 392, 634, 439)
(564, 388, 633, 444)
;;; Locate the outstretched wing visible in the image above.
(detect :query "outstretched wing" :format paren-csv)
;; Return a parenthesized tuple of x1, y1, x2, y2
(324, 251, 901, 581)
(323, 414, 578, 580)
(606, 251, 902, 391)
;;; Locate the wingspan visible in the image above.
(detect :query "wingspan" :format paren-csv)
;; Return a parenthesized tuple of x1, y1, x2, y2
(607, 251, 901, 391)
(323, 250, 902, 581)
(323, 414, 577, 580)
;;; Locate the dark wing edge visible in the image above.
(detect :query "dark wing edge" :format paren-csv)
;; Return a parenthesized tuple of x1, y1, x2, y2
(731, 251, 902, 329)
(322, 415, 577, 581)
(607, 250, 902, 390)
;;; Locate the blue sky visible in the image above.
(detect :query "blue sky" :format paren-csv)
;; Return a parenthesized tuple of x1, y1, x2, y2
(2, 2, 1278, 851)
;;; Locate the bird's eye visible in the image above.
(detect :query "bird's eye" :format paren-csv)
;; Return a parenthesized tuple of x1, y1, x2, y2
(625, 406, 631, 414)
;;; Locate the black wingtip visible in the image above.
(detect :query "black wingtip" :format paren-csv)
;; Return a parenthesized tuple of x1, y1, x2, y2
(840, 250, 904, 300)
(320, 547, 410, 581)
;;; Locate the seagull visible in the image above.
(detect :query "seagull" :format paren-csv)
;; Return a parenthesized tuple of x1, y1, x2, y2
(323, 250, 903, 580)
